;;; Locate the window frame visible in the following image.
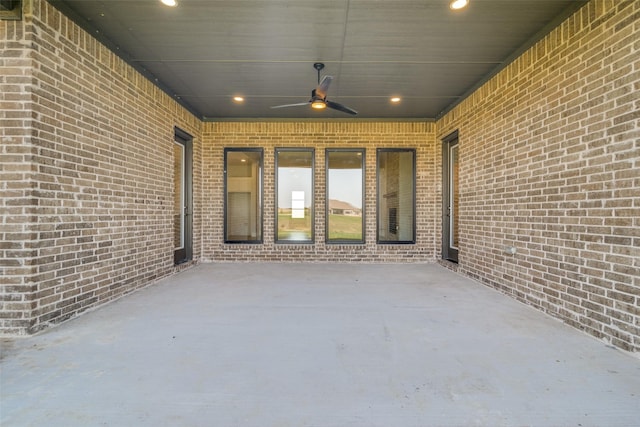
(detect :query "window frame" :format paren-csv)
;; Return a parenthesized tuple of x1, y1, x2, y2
(325, 148, 366, 244)
(376, 148, 417, 244)
(223, 147, 264, 244)
(275, 147, 315, 244)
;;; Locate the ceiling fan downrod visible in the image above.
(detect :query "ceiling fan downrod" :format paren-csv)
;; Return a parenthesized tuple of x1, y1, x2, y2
(313, 62, 324, 85)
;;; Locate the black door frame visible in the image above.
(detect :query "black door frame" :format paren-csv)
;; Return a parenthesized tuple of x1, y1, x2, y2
(174, 127, 193, 265)
(442, 131, 459, 263)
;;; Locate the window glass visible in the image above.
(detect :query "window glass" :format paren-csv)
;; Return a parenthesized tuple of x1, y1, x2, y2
(276, 149, 314, 242)
(377, 149, 415, 243)
(442, 132, 459, 261)
(224, 148, 263, 243)
(326, 149, 364, 243)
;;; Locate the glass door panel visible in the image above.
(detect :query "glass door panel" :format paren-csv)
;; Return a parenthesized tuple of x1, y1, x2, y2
(442, 133, 459, 262)
(173, 129, 192, 265)
(450, 144, 459, 250)
(173, 141, 185, 251)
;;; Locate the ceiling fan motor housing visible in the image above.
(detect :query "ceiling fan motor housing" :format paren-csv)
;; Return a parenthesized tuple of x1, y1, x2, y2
(311, 89, 324, 101)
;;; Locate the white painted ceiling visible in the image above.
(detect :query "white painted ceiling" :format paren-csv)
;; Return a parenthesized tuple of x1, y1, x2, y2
(50, 0, 586, 120)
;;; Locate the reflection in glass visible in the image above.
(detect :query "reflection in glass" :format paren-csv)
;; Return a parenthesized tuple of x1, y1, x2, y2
(173, 141, 184, 250)
(377, 149, 415, 243)
(276, 149, 314, 242)
(327, 149, 364, 243)
(225, 149, 263, 242)
(450, 145, 459, 249)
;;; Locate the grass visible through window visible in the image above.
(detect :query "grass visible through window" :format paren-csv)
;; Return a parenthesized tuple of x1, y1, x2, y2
(328, 214, 362, 240)
(278, 211, 312, 241)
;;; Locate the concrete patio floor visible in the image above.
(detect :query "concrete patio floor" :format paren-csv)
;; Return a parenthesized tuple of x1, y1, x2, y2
(1, 263, 639, 427)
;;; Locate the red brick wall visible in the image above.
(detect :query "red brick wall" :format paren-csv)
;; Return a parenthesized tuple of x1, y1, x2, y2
(438, 0, 639, 352)
(202, 121, 440, 262)
(1, 0, 202, 334)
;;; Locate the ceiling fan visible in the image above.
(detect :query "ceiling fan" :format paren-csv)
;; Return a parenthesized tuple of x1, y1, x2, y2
(271, 63, 358, 115)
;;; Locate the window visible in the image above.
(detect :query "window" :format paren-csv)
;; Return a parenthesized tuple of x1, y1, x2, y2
(326, 149, 365, 243)
(276, 148, 314, 243)
(224, 148, 263, 243)
(377, 149, 415, 243)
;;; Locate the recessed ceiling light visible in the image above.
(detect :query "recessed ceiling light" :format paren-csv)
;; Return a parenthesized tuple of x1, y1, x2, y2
(160, 0, 177, 7)
(233, 96, 245, 102)
(450, 0, 469, 10)
(390, 97, 401, 103)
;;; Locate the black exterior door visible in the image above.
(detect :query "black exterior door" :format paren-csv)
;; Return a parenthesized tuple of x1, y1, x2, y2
(173, 129, 193, 264)
(442, 132, 459, 263)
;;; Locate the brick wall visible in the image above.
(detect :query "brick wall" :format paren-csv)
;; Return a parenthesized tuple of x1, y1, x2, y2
(438, 0, 639, 352)
(202, 121, 439, 262)
(0, 8, 36, 334)
(0, 0, 202, 334)
(2, 0, 637, 354)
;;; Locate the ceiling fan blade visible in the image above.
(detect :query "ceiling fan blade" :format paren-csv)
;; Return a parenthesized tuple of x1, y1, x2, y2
(270, 102, 311, 109)
(326, 100, 358, 115)
(316, 75, 333, 99)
